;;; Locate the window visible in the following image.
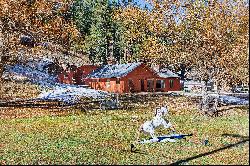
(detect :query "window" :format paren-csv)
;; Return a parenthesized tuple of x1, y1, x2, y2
(116, 78, 120, 84)
(156, 80, 165, 89)
(147, 79, 154, 92)
(64, 72, 69, 78)
(72, 73, 76, 81)
(106, 79, 110, 88)
(170, 79, 174, 89)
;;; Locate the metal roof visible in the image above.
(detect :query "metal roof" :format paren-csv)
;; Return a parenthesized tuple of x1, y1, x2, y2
(157, 69, 180, 78)
(86, 62, 142, 78)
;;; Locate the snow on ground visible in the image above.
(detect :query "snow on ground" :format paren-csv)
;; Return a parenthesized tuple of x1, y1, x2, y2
(4, 63, 111, 104)
(183, 92, 249, 105)
(5, 64, 58, 88)
(37, 84, 110, 104)
(219, 95, 249, 105)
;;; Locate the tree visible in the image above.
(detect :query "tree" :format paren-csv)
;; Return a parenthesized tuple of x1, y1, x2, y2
(113, 0, 190, 66)
(113, 3, 155, 63)
(173, 0, 249, 114)
(177, 0, 249, 88)
(71, 0, 126, 64)
(138, 0, 249, 87)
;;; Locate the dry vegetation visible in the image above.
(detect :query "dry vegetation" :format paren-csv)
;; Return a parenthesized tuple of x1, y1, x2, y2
(0, 81, 41, 100)
(0, 94, 198, 120)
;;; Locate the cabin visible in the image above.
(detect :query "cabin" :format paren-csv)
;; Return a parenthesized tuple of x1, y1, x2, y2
(83, 63, 181, 93)
(58, 65, 99, 85)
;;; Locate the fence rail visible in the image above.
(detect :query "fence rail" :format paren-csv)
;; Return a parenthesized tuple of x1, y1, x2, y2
(0, 92, 248, 112)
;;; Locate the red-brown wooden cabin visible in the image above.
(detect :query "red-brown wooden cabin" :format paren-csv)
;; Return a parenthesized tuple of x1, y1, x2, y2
(83, 63, 181, 93)
(58, 65, 99, 85)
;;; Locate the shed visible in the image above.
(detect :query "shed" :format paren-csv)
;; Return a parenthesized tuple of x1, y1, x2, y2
(58, 65, 99, 85)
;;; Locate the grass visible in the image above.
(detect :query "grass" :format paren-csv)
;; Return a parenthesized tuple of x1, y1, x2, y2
(0, 98, 249, 165)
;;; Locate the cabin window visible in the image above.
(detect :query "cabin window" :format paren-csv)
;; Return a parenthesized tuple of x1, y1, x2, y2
(147, 79, 154, 92)
(156, 80, 165, 89)
(140, 79, 145, 91)
(116, 78, 120, 84)
(170, 79, 174, 89)
(72, 74, 76, 81)
(64, 73, 69, 78)
(106, 79, 110, 88)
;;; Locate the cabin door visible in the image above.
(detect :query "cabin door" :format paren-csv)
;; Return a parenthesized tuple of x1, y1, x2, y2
(140, 79, 145, 92)
(128, 79, 135, 92)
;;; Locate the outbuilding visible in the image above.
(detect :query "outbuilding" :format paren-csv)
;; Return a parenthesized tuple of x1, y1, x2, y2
(58, 65, 99, 85)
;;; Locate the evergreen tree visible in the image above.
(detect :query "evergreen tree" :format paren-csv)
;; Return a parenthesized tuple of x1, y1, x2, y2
(71, 0, 126, 64)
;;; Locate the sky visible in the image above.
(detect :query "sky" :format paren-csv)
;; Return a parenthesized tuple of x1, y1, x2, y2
(134, 0, 148, 7)
(115, 0, 151, 8)
(134, 0, 152, 8)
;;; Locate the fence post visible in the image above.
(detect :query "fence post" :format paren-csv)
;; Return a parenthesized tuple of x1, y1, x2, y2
(116, 93, 119, 108)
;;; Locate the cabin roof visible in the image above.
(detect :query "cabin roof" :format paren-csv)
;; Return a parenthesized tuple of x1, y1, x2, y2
(152, 67, 180, 78)
(86, 62, 142, 78)
(157, 69, 180, 78)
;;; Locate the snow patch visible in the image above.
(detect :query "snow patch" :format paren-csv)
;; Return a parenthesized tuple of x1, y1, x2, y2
(5, 64, 57, 88)
(4, 63, 111, 104)
(183, 92, 249, 105)
(37, 85, 110, 104)
(219, 95, 249, 105)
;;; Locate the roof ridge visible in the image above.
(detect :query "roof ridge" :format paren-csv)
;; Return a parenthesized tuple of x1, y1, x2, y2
(86, 62, 143, 78)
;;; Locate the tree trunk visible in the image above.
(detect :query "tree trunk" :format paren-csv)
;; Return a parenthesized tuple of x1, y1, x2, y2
(200, 83, 208, 111)
(124, 46, 127, 62)
(200, 78, 220, 116)
(0, 62, 3, 82)
(0, 20, 3, 82)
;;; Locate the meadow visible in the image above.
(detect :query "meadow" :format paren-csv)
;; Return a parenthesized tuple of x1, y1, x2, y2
(0, 97, 249, 165)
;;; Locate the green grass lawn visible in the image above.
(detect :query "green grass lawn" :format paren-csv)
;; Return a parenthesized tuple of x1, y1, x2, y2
(0, 103, 249, 165)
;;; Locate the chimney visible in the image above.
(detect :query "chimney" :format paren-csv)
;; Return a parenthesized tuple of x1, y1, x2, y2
(107, 57, 116, 65)
(153, 64, 161, 72)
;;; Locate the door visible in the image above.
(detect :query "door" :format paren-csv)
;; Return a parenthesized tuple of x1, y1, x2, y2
(128, 79, 135, 92)
(140, 79, 145, 92)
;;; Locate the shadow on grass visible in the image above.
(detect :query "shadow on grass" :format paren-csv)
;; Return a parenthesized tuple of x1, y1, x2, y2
(130, 149, 148, 155)
(169, 134, 249, 165)
(120, 149, 148, 155)
(222, 133, 249, 139)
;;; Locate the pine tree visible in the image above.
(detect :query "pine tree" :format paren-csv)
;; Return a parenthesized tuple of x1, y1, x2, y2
(71, 0, 124, 64)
